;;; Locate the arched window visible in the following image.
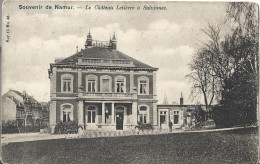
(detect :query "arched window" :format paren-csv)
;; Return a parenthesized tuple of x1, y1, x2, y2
(100, 75, 112, 92)
(86, 105, 96, 123)
(61, 104, 73, 122)
(86, 75, 98, 92)
(138, 105, 150, 124)
(115, 76, 126, 93)
(61, 74, 73, 93)
(138, 76, 149, 95)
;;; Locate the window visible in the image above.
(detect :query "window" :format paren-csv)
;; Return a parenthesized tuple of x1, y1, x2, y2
(87, 106, 96, 123)
(100, 75, 112, 92)
(86, 75, 97, 92)
(61, 104, 73, 122)
(138, 76, 149, 95)
(174, 111, 179, 124)
(138, 105, 149, 124)
(115, 76, 126, 93)
(61, 74, 73, 93)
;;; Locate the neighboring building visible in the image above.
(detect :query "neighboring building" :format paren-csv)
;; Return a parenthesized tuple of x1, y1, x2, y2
(2, 90, 49, 128)
(48, 32, 158, 131)
(157, 94, 213, 130)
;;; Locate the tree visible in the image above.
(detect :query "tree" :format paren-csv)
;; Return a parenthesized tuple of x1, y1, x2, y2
(187, 24, 222, 109)
(188, 2, 258, 127)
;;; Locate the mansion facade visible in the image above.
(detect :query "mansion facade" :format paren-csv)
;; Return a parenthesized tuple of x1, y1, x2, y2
(48, 32, 158, 131)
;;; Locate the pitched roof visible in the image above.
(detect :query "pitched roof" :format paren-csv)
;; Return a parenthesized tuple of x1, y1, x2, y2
(7, 90, 39, 104)
(6, 96, 21, 105)
(9, 90, 23, 97)
(55, 47, 157, 69)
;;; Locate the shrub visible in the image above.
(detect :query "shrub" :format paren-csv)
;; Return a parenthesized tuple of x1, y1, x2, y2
(54, 121, 79, 134)
(135, 122, 154, 131)
(2, 120, 19, 134)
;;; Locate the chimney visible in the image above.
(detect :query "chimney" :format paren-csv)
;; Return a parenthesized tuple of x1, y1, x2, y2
(180, 92, 184, 105)
(111, 32, 117, 50)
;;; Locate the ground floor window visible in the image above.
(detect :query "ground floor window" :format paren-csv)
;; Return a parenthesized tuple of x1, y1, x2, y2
(160, 111, 167, 124)
(174, 111, 179, 124)
(138, 106, 148, 124)
(62, 104, 73, 122)
(87, 106, 96, 123)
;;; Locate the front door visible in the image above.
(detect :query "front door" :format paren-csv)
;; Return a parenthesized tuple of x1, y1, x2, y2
(159, 109, 169, 130)
(116, 111, 124, 130)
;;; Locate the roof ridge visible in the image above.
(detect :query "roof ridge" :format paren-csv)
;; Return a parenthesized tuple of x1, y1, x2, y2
(53, 47, 157, 69)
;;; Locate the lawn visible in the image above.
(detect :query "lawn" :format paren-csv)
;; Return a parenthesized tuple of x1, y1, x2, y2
(2, 127, 258, 164)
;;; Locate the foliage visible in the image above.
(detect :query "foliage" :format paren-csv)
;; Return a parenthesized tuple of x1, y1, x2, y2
(135, 122, 154, 131)
(2, 120, 19, 134)
(188, 2, 258, 127)
(54, 121, 79, 134)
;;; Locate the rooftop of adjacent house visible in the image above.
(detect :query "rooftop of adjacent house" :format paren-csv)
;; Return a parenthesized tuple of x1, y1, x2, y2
(51, 31, 157, 70)
(6, 96, 21, 106)
(4, 90, 39, 104)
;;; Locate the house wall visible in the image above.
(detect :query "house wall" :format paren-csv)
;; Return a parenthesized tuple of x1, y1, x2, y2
(2, 96, 17, 122)
(51, 68, 157, 130)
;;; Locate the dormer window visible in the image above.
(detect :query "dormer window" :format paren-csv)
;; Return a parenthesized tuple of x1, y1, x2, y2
(61, 74, 73, 93)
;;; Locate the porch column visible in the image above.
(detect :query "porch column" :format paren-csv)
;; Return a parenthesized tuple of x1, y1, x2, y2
(78, 100, 84, 127)
(102, 102, 105, 124)
(132, 101, 138, 125)
(111, 102, 115, 124)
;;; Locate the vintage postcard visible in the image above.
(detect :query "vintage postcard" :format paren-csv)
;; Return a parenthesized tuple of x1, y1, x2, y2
(1, 1, 259, 163)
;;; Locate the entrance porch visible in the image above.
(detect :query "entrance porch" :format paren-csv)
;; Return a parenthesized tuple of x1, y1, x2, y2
(79, 101, 138, 131)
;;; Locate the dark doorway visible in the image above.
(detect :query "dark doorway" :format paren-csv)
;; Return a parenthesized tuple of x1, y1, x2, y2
(116, 111, 124, 130)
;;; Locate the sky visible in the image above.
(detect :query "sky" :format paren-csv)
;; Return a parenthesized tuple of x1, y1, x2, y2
(2, 1, 228, 104)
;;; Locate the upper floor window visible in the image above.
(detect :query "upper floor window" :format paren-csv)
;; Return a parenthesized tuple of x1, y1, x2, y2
(61, 74, 73, 93)
(115, 76, 126, 93)
(86, 75, 98, 92)
(100, 75, 112, 92)
(61, 104, 73, 122)
(138, 76, 149, 95)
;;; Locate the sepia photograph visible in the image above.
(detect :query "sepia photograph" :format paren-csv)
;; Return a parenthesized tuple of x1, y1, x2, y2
(1, 1, 259, 163)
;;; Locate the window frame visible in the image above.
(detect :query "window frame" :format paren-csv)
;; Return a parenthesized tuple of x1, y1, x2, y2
(86, 105, 97, 124)
(138, 105, 150, 124)
(60, 103, 74, 122)
(173, 110, 180, 125)
(114, 76, 126, 93)
(100, 75, 112, 93)
(61, 74, 74, 93)
(137, 76, 149, 95)
(85, 75, 98, 93)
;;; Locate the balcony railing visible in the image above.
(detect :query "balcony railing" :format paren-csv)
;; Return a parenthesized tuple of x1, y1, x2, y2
(83, 92, 134, 98)
(78, 58, 134, 67)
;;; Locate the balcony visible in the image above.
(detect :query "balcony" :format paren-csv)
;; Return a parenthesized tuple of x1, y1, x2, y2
(83, 92, 136, 100)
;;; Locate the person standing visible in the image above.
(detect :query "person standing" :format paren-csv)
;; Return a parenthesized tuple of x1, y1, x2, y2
(169, 121, 173, 132)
